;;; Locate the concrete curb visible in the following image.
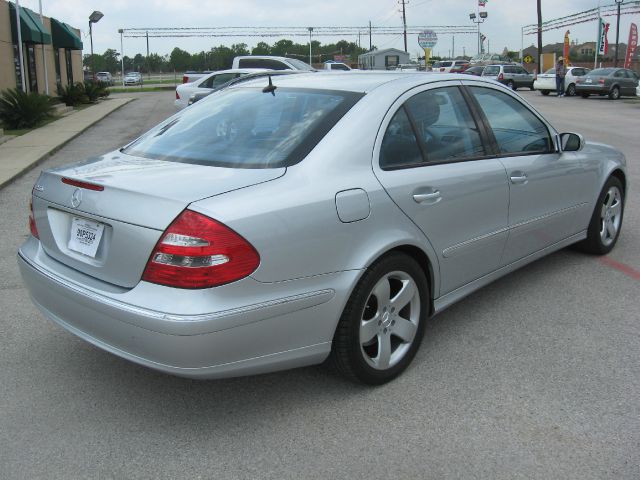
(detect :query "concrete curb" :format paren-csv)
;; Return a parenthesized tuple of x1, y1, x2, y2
(0, 98, 134, 190)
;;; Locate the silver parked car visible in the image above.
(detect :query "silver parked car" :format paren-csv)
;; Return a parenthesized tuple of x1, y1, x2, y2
(575, 67, 639, 99)
(482, 64, 535, 90)
(19, 73, 627, 384)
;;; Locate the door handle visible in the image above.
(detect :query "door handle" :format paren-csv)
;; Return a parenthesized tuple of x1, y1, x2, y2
(510, 173, 528, 185)
(413, 191, 441, 204)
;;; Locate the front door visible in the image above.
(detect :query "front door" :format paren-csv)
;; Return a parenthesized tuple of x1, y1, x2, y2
(373, 83, 509, 295)
(468, 85, 590, 265)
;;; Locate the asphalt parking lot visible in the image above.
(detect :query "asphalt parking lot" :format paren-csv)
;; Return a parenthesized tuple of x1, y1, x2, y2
(1, 89, 638, 479)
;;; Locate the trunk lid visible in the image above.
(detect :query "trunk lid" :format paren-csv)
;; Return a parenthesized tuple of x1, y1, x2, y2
(32, 151, 285, 288)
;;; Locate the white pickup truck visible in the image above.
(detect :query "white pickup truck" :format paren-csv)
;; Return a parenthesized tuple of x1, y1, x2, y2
(323, 61, 352, 71)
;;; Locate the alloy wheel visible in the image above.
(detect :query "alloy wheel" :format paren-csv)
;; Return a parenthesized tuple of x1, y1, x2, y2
(359, 271, 420, 370)
(600, 186, 622, 247)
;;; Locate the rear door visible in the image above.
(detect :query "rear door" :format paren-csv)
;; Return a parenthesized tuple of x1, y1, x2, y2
(467, 84, 590, 265)
(373, 81, 509, 294)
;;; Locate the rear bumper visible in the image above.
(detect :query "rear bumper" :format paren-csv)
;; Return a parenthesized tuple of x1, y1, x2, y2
(575, 85, 607, 95)
(18, 240, 359, 379)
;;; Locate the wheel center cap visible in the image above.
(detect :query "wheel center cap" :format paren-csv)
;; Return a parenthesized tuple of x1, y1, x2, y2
(382, 310, 392, 328)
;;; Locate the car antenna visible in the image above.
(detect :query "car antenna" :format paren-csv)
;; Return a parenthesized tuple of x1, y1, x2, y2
(262, 75, 277, 95)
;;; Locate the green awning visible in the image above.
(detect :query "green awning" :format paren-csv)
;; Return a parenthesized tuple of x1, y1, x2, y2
(51, 18, 83, 50)
(9, 3, 52, 45)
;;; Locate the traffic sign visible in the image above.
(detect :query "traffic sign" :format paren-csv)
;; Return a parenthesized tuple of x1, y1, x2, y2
(524, 54, 533, 64)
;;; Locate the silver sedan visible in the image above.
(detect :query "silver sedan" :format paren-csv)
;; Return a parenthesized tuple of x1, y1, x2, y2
(18, 73, 627, 384)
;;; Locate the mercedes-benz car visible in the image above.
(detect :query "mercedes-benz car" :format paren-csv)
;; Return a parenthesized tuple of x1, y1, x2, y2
(19, 73, 627, 385)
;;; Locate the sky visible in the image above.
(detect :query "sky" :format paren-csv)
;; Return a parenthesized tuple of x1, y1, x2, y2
(15, 0, 640, 60)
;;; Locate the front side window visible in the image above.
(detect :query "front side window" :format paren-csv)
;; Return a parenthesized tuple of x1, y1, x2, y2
(470, 87, 553, 155)
(124, 87, 362, 168)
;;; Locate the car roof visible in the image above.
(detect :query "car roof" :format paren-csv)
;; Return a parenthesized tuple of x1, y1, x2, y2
(229, 71, 500, 93)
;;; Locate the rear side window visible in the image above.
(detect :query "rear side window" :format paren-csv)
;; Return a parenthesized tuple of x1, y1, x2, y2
(238, 58, 290, 70)
(470, 87, 553, 155)
(380, 87, 484, 169)
(124, 88, 362, 168)
(405, 88, 484, 163)
(483, 66, 500, 75)
(380, 109, 423, 169)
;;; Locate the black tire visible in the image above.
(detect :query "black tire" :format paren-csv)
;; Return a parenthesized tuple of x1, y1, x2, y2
(581, 93, 590, 98)
(506, 80, 516, 90)
(529, 84, 535, 91)
(608, 86, 620, 100)
(566, 83, 576, 96)
(330, 252, 429, 385)
(541, 90, 550, 96)
(575, 176, 624, 255)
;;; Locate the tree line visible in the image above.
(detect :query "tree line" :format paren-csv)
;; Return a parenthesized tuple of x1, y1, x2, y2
(83, 40, 368, 74)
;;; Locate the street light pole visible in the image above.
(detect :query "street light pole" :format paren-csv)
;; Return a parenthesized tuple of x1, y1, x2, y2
(88, 11, 103, 81)
(614, 0, 624, 67)
(118, 29, 124, 86)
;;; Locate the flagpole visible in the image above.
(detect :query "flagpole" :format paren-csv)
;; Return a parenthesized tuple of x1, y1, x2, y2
(594, 1, 600, 70)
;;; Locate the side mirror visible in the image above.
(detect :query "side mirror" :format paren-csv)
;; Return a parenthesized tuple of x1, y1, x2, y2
(560, 132, 585, 152)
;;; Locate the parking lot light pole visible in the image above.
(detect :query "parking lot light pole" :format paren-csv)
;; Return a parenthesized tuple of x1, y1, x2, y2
(118, 29, 124, 86)
(88, 11, 104, 81)
(308, 27, 313, 66)
(469, 12, 488, 56)
(614, 0, 624, 67)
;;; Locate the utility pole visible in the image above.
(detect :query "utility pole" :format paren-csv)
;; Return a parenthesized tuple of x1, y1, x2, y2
(38, 0, 49, 94)
(146, 30, 150, 80)
(536, 0, 543, 73)
(399, 0, 408, 52)
(369, 20, 372, 51)
(15, 0, 26, 91)
(614, 0, 623, 67)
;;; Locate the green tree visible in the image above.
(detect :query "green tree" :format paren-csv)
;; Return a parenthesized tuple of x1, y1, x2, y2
(252, 42, 271, 55)
(83, 53, 105, 73)
(169, 47, 192, 71)
(102, 49, 120, 73)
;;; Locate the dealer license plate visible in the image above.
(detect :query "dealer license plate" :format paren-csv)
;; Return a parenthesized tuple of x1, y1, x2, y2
(68, 217, 104, 258)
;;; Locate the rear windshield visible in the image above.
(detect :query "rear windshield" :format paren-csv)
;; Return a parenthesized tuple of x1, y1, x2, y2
(287, 58, 315, 71)
(123, 87, 362, 168)
(483, 66, 500, 75)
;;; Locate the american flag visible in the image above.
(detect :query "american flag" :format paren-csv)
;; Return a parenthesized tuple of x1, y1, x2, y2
(479, 0, 488, 6)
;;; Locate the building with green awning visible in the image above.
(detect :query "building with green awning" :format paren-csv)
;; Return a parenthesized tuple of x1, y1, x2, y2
(51, 18, 83, 50)
(9, 2, 51, 45)
(1, 0, 83, 94)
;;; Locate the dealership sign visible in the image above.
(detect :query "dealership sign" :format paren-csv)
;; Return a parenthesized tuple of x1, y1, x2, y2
(418, 30, 438, 49)
(625, 23, 637, 69)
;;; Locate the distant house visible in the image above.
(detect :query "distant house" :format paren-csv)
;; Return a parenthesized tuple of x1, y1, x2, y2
(358, 48, 410, 70)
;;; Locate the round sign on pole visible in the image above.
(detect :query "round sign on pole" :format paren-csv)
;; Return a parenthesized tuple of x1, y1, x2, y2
(418, 30, 438, 49)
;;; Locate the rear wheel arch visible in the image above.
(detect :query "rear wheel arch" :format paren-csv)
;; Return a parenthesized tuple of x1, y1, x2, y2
(366, 245, 436, 317)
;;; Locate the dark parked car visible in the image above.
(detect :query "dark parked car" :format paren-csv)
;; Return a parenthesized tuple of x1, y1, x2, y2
(575, 68, 639, 100)
(461, 66, 485, 76)
(482, 64, 534, 90)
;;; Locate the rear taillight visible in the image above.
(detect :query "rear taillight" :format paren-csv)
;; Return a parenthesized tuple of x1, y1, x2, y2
(182, 75, 188, 83)
(599, 78, 605, 85)
(498, 73, 504, 80)
(142, 210, 259, 289)
(29, 198, 39, 239)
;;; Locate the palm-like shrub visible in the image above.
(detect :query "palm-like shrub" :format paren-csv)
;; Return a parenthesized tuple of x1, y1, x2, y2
(82, 81, 108, 102)
(57, 83, 87, 106)
(0, 88, 54, 129)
